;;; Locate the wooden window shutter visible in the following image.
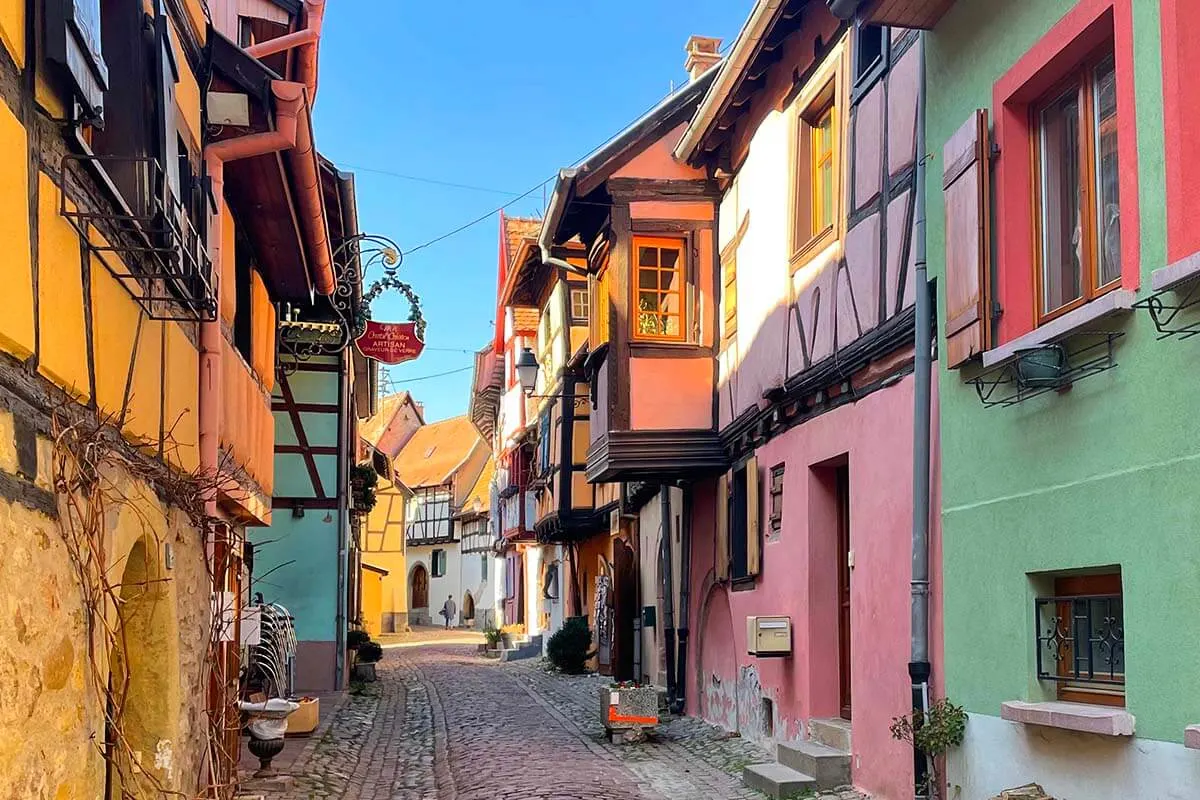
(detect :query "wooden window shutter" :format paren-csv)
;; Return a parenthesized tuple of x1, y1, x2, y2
(715, 472, 730, 581)
(942, 109, 992, 369)
(745, 456, 761, 577)
(153, 6, 181, 202)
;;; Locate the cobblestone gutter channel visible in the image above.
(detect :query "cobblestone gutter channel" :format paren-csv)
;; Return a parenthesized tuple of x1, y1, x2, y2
(240, 645, 868, 800)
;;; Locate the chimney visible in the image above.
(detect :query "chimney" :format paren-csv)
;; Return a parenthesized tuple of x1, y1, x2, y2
(684, 35, 722, 81)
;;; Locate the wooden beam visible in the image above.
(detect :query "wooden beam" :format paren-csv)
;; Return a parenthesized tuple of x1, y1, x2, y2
(275, 371, 328, 497)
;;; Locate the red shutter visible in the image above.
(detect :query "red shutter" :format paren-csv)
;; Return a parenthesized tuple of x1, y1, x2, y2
(942, 109, 992, 368)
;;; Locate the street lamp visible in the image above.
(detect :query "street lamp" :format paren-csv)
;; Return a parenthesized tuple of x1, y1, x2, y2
(516, 347, 540, 396)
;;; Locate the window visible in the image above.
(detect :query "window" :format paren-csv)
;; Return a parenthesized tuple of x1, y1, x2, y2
(768, 464, 785, 533)
(791, 76, 842, 266)
(590, 268, 610, 346)
(481, 554, 488, 581)
(570, 287, 589, 324)
(633, 236, 687, 342)
(721, 248, 737, 344)
(1034, 52, 1121, 321)
(718, 457, 760, 584)
(1036, 571, 1123, 706)
(431, 549, 446, 578)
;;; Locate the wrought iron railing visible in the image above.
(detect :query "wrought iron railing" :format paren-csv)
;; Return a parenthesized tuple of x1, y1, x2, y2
(1035, 593, 1124, 686)
(60, 153, 215, 321)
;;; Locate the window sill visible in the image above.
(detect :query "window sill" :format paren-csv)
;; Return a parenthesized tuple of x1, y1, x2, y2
(730, 576, 758, 592)
(982, 290, 1136, 368)
(1151, 250, 1200, 292)
(1186, 725, 1200, 750)
(1000, 700, 1134, 737)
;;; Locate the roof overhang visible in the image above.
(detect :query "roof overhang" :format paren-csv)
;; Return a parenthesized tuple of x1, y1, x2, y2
(211, 32, 314, 301)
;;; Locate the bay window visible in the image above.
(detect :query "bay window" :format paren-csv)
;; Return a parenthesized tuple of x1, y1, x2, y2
(633, 236, 687, 342)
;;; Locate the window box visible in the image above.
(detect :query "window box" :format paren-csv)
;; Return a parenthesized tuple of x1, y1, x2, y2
(981, 290, 1134, 368)
(1000, 700, 1133, 737)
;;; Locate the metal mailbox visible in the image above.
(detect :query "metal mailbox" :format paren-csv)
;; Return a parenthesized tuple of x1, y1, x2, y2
(746, 615, 792, 657)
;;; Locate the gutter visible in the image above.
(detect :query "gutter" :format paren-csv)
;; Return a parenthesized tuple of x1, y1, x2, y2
(201, 80, 306, 516)
(673, 483, 692, 714)
(673, 0, 785, 164)
(538, 169, 584, 274)
(659, 490, 678, 711)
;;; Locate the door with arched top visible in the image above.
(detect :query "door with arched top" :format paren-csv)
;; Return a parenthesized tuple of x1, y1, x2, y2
(411, 563, 429, 612)
(462, 592, 475, 626)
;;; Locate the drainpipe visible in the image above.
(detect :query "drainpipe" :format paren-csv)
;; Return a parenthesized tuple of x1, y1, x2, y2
(673, 483, 692, 715)
(201, 80, 305, 517)
(245, 0, 325, 100)
(908, 30, 933, 799)
(334, 351, 349, 688)
(659, 489, 677, 710)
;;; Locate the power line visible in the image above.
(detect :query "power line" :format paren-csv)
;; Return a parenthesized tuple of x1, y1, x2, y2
(396, 82, 692, 258)
(382, 364, 474, 384)
(339, 164, 523, 197)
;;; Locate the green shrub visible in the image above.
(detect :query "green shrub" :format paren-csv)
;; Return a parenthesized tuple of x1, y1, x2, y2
(347, 629, 370, 649)
(546, 617, 594, 674)
(357, 641, 384, 663)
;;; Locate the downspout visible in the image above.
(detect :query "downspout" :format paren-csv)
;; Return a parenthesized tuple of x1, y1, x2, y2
(245, 0, 325, 100)
(201, 80, 305, 516)
(334, 351, 349, 688)
(660, 489, 677, 710)
(673, 483, 693, 715)
(908, 30, 933, 799)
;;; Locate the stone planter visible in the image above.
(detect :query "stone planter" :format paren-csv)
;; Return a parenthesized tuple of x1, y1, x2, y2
(351, 662, 377, 682)
(600, 685, 659, 742)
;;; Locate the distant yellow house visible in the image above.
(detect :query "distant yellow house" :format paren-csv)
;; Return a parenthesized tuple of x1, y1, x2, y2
(359, 393, 425, 633)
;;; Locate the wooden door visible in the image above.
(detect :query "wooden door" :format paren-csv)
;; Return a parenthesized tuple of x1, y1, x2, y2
(411, 563, 429, 610)
(836, 466, 852, 720)
(613, 539, 637, 682)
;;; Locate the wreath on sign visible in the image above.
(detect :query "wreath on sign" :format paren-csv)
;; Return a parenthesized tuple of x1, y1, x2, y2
(333, 234, 427, 342)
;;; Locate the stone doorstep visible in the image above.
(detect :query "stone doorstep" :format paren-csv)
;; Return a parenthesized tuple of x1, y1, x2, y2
(999, 700, 1135, 736)
(1185, 724, 1200, 750)
(808, 717, 853, 752)
(743, 762, 817, 799)
(777, 740, 851, 788)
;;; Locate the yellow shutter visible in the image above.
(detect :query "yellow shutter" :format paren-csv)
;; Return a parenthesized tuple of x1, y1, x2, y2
(715, 472, 730, 581)
(746, 456, 760, 577)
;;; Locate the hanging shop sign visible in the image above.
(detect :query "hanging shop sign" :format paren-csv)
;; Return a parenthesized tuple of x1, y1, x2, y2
(354, 320, 425, 365)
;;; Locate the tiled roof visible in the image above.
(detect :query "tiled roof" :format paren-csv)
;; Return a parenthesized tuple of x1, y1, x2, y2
(503, 216, 541, 270)
(392, 415, 483, 489)
(359, 392, 409, 446)
(459, 455, 494, 515)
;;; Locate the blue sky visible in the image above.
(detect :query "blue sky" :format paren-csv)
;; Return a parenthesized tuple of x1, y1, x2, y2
(313, 1, 748, 422)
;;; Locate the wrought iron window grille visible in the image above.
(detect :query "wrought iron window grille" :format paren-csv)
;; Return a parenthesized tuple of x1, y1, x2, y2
(1131, 279, 1200, 339)
(966, 331, 1124, 408)
(59, 153, 215, 322)
(1035, 593, 1124, 687)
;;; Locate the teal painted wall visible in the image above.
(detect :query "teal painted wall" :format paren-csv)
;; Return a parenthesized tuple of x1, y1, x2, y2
(928, 0, 1198, 744)
(250, 355, 347, 644)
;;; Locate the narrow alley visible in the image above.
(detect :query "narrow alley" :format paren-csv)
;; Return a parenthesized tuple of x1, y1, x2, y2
(241, 641, 864, 800)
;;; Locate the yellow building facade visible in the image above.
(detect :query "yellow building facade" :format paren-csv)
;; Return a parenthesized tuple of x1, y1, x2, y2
(0, 1, 334, 796)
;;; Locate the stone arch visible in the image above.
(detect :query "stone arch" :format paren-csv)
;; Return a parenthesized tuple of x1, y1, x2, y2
(409, 562, 429, 611)
(107, 535, 181, 799)
(694, 569, 738, 732)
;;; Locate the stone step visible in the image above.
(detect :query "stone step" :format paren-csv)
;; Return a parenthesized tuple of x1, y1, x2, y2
(499, 635, 543, 662)
(743, 763, 817, 799)
(777, 740, 851, 789)
(809, 717, 852, 753)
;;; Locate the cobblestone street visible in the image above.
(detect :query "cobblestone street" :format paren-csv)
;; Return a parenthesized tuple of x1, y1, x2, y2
(239, 644, 866, 800)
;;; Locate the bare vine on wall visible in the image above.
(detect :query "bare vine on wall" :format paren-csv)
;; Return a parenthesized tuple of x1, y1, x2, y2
(51, 403, 240, 799)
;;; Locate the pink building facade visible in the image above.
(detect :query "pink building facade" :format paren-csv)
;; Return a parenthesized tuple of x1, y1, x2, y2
(672, 5, 943, 797)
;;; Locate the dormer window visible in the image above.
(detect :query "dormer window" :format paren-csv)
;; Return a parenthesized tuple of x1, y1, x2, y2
(633, 235, 687, 342)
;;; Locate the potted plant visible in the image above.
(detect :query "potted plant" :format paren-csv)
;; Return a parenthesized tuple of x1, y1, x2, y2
(547, 617, 594, 674)
(499, 623, 525, 650)
(350, 463, 379, 514)
(351, 640, 383, 682)
(483, 625, 502, 652)
(347, 628, 370, 652)
(890, 697, 968, 800)
(1015, 345, 1069, 389)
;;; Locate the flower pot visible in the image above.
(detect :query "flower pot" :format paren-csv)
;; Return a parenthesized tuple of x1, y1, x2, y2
(247, 736, 286, 777)
(1015, 345, 1068, 389)
(351, 662, 377, 682)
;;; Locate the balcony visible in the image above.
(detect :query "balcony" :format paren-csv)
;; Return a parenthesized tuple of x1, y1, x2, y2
(60, 153, 216, 322)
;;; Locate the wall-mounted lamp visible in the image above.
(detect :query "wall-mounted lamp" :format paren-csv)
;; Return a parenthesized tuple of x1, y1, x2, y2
(292, 503, 305, 519)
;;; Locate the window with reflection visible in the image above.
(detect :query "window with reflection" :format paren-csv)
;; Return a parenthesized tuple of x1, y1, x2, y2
(633, 236, 687, 342)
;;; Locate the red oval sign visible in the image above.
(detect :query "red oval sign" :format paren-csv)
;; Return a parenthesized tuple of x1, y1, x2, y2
(355, 321, 425, 365)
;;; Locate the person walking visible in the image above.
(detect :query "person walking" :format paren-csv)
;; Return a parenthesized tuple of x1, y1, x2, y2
(440, 595, 457, 629)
